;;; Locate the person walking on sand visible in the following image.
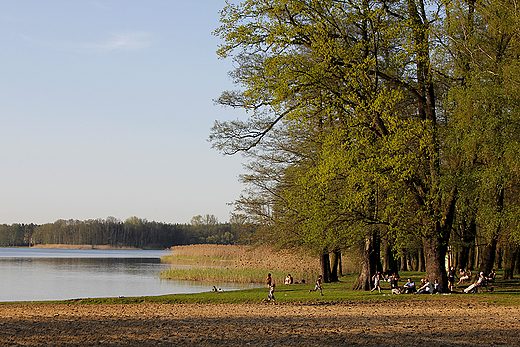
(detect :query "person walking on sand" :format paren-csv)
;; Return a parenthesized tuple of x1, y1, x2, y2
(309, 275, 323, 295)
(262, 283, 276, 304)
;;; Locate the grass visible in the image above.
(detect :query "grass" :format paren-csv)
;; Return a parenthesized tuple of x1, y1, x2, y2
(5, 272, 517, 307)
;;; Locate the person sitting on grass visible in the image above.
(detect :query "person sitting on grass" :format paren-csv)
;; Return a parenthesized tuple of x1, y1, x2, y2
(457, 269, 471, 284)
(390, 274, 401, 295)
(433, 279, 443, 294)
(402, 278, 416, 294)
(262, 283, 276, 304)
(488, 269, 496, 282)
(309, 275, 323, 296)
(415, 278, 433, 294)
(284, 274, 293, 285)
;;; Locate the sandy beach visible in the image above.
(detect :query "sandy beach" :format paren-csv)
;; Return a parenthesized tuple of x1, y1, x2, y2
(1, 299, 519, 346)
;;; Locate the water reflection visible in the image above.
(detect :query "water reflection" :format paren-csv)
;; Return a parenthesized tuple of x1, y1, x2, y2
(0, 248, 260, 302)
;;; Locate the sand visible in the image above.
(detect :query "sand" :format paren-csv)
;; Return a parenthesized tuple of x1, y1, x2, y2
(1, 300, 519, 346)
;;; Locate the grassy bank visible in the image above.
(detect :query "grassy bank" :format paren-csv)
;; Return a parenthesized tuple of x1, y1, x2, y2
(160, 244, 321, 284)
(10, 272, 518, 306)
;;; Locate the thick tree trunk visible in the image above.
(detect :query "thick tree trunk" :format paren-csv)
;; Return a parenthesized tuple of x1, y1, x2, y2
(479, 238, 497, 277)
(320, 252, 332, 283)
(424, 234, 448, 290)
(352, 230, 381, 290)
(423, 190, 455, 291)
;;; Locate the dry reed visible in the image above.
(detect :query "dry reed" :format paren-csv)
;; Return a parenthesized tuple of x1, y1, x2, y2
(161, 244, 320, 284)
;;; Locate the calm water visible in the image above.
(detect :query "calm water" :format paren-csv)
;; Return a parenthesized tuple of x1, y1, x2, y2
(0, 248, 258, 302)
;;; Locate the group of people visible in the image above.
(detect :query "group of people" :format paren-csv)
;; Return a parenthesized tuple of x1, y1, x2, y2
(261, 266, 497, 303)
(370, 267, 497, 295)
(262, 273, 323, 303)
(448, 266, 496, 293)
(370, 274, 444, 295)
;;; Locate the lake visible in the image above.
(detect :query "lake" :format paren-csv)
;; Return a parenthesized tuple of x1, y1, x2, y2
(0, 247, 259, 302)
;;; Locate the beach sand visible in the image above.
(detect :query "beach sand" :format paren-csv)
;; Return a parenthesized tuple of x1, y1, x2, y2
(1, 300, 519, 346)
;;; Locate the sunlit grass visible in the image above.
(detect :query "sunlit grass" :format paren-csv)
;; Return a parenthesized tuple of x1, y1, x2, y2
(3, 272, 518, 306)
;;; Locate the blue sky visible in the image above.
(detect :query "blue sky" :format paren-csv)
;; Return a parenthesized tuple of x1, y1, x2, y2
(0, 1, 246, 225)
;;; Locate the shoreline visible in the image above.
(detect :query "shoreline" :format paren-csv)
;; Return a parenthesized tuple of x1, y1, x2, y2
(29, 244, 143, 250)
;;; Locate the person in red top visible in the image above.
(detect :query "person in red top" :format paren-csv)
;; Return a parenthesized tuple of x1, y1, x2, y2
(266, 273, 272, 288)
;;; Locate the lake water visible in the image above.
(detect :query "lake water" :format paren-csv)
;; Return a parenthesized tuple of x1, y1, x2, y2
(0, 248, 259, 302)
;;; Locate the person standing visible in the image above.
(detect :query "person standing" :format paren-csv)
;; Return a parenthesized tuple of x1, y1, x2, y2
(266, 273, 272, 288)
(448, 266, 456, 292)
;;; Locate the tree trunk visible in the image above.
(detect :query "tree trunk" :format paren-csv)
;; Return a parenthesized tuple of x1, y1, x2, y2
(352, 230, 381, 290)
(320, 252, 332, 283)
(458, 218, 476, 271)
(515, 251, 520, 275)
(495, 244, 503, 269)
(383, 236, 399, 276)
(479, 238, 497, 277)
(424, 234, 449, 290)
(502, 244, 518, 280)
(423, 189, 456, 292)
(330, 249, 342, 281)
(400, 254, 408, 271)
(418, 245, 426, 272)
(468, 244, 476, 270)
(407, 254, 414, 272)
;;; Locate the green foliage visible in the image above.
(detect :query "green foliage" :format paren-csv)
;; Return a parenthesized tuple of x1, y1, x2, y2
(0, 217, 252, 248)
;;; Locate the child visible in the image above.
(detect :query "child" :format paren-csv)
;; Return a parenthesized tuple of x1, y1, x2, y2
(370, 272, 382, 293)
(309, 275, 323, 296)
(262, 283, 276, 303)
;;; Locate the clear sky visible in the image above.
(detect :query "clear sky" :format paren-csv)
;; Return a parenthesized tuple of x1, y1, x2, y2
(0, 0, 247, 225)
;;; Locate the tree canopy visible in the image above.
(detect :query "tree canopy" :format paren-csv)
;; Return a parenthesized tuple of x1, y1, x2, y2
(211, 0, 520, 287)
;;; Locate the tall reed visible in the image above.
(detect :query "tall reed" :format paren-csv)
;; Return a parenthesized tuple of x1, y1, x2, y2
(160, 244, 320, 284)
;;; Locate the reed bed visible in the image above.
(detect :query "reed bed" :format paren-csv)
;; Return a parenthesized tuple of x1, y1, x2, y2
(160, 244, 320, 284)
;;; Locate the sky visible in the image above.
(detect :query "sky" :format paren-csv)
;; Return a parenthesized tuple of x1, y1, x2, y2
(0, 0, 248, 225)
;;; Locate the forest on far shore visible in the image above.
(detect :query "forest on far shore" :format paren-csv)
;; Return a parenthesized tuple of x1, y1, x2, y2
(0, 215, 251, 249)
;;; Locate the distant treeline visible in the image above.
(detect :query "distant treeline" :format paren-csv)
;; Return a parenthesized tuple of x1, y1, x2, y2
(0, 216, 251, 249)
